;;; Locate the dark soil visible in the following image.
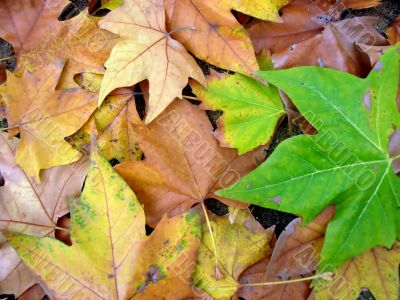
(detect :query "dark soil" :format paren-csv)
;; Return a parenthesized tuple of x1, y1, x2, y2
(350, 0, 400, 34)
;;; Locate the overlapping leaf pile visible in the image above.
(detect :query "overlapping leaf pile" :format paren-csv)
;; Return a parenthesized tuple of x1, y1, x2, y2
(0, 0, 399, 299)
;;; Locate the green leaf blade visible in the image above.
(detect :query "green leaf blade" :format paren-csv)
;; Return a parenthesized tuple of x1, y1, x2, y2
(192, 73, 285, 154)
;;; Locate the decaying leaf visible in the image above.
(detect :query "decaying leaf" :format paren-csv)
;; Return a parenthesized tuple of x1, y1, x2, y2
(247, 0, 387, 76)
(98, 0, 206, 123)
(193, 209, 274, 300)
(0, 0, 117, 74)
(116, 99, 268, 225)
(165, 0, 288, 75)
(219, 46, 400, 269)
(68, 72, 142, 163)
(192, 72, 285, 154)
(0, 62, 97, 180)
(5, 146, 203, 299)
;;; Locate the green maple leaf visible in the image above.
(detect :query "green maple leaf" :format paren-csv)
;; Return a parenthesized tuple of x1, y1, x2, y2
(192, 73, 285, 154)
(218, 46, 400, 269)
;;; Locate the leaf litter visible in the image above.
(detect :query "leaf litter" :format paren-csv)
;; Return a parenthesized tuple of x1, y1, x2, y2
(0, 0, 399, 299)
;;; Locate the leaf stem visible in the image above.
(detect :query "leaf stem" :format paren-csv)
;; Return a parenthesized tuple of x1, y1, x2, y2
(215, 272, 334, 289)
(200, 201, 221, 277)
(168, 26, 196, 36)
(182, 95, 200, 101)
(54, 226, 70, 232)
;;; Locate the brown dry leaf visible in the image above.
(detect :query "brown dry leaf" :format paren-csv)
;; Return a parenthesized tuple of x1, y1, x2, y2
(164, 0, 272, 76)
(247, 0, 386, 76)
(0, 62, 97, 180)
(0, 133, 88, 296)
(0, 0, 117, 75)
(237, 207, 334, 300)
(387, 16, 400, 45)
(68, 72, 143, 163)
(98, 0, 206, 124)
(115, 99, 267, 225)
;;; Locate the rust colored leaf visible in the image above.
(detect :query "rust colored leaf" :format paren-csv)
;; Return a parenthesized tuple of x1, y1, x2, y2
(115, 99, 268, 225)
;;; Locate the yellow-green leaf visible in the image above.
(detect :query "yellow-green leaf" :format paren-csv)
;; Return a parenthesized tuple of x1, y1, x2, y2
(313, 243, 400, 300)
(68, 72, 142, 163)
(5, 147, 202, 299)
(193, 209, 273, 300)
(192, 73, 285, 154)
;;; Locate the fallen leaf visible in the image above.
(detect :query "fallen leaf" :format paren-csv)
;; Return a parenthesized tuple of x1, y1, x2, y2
(116, 99, 268, 225)
(0, 0, 116, 74)
(165, 0, 288, 75)
(238, 207, 333, 300)
(193, 209, 274, 300)
(247, 0, 386, 76)
(272, 17, 386, 77)
(98, 0, 206, 123)
(0, 62, 97, 180)
(5, 145, 203, 299)
(0, 132, 88, 236)
(387, 16, 400, 45)
(0, 132, 88, 296)
(68, 72, 142, 163)
(0, 235, 39, 297)
(219, 46, 400, 269)
(192, 72, 285, 154)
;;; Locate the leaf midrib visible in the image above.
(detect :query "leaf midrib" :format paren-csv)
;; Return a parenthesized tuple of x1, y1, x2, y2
(229, 159, 390, 193)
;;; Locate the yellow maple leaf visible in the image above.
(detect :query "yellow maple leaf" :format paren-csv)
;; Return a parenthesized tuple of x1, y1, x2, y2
(0, 62, 97, 181)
